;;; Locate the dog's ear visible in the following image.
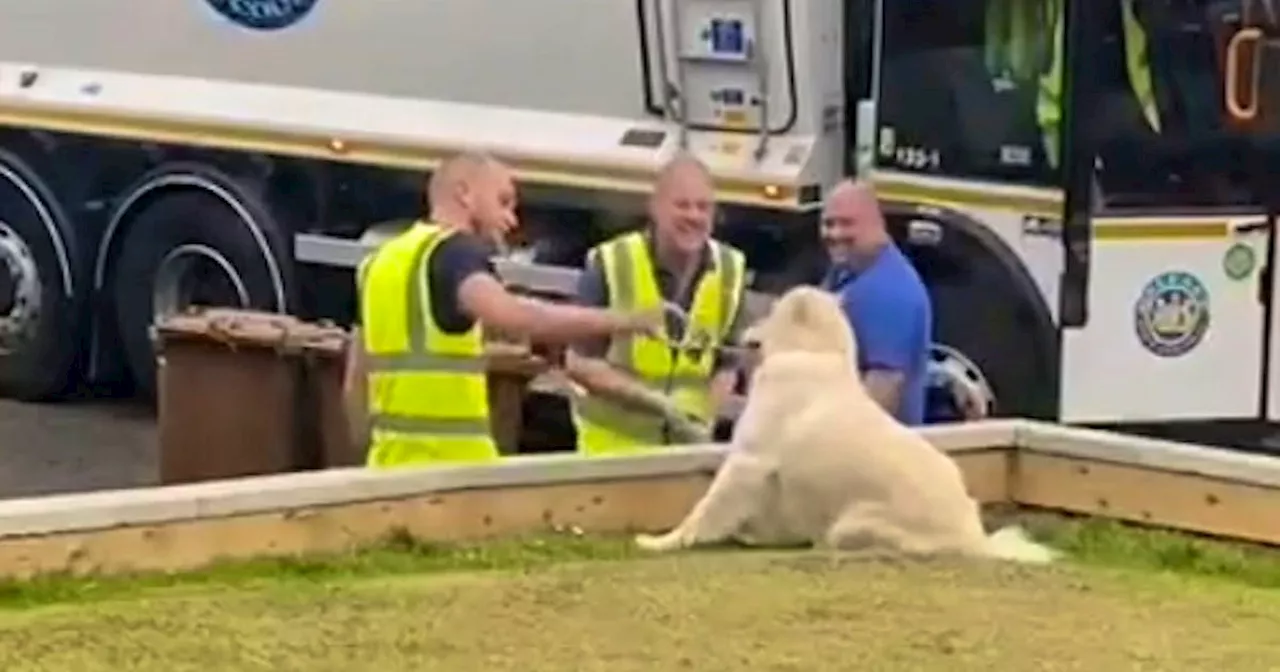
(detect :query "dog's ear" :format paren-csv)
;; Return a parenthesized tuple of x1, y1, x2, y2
(781, 287, 823, 328)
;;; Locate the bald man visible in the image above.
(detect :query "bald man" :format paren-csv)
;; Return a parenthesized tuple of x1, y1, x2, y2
(820, 180, 932, 425)
(345, 152, 661, 468)
(567, 154, 748, 455)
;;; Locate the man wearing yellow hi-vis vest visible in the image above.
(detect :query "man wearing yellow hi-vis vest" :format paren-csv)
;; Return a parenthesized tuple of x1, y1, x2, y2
(985, 0, 1160, 167)
(567, 155, 748, 456)
(344, 153, 663, 469)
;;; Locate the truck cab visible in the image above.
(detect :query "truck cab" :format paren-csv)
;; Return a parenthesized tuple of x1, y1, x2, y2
(860, 0, 1280, 444)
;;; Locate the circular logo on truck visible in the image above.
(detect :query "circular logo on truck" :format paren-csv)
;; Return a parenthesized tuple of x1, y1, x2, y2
(1133, 271, 1210, 358)
(206, 0, 318, 31)
(1223, 243, 1257, 281)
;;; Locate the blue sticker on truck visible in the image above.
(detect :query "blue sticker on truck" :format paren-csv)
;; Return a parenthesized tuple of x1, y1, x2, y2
(1133, 270, 1210, 358)
(206, 0, 318, 31)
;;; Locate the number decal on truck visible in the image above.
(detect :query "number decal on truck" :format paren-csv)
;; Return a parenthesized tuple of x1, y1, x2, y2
(205, 0, 318, 31)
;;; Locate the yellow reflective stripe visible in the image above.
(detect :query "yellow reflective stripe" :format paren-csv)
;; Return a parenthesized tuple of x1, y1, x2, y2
(357, 253, 375, 331)
(369, 413, 491, 435)
(1120, 0, 1159, 132)
(366, 227, 488, 399)
(363, 224, 487, 371)
(367, 352, 486, 372)
(368, 368, 488, 420)
(715, 243, 745, 340)
(578, 233, 740, 455)
(601, 234, 742, 374)
(1037, 0, 1155, 168)
(357, 252, 376, 296)
(623, 233, 662, 308)
(364, 224, 455, 355)
(367, 433, 499, 467)
(604, 235, 642, 371)
(404, 226, 444, 354)
(1036, 0, 1065, 168)
(360, 223, 491, 465)
(684, 259, 721, 351)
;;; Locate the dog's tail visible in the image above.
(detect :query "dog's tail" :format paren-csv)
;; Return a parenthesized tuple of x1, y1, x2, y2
(981, 525, 1059, 564)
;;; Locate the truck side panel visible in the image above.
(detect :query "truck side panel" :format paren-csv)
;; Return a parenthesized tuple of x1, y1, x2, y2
(0, 0, 647, 118)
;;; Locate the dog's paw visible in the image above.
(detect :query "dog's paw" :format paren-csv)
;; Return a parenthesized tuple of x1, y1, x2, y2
(634, 532, 682, 553)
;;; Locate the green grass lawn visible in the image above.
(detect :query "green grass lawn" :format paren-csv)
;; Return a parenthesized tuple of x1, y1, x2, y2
(0, 514, 1278, 671)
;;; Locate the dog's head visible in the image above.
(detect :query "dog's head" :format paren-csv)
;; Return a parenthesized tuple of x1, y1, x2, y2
(741, 286, 857, 365)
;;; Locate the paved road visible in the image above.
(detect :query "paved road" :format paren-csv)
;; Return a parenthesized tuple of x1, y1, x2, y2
(0, 398, 156, 500)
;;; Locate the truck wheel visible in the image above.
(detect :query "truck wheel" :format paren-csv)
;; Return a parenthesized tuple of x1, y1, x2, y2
(926, 279, 1054, 421)
(0, 151, 83, 401)
(924, 343, 996, 422)
(110, 189, 291, 401)
(891, 214, 1057, 422)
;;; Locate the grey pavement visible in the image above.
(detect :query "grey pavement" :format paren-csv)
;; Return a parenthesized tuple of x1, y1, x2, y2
(0, 399, 156, 500)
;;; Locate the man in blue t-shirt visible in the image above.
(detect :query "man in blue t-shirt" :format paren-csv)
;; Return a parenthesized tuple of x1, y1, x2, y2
(818, 179, 932, 426)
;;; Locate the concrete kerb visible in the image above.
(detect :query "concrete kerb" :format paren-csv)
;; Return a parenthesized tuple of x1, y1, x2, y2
(0, 418, 1273, 543)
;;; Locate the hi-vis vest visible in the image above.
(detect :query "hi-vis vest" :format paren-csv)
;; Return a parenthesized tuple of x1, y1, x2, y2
(358, 222, 497, 468)
(987, 0, 1159, 167)
(574, 232, 746, 456)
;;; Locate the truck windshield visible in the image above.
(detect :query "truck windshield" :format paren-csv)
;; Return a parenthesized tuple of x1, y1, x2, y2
(876, 0, 1062, 188)
(874, 0, 1262, 210)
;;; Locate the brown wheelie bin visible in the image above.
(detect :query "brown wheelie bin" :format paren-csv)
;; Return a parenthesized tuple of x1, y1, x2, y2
(153, 308, 353, 485)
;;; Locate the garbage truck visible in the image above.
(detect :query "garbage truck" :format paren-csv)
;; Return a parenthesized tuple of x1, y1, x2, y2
(0, 0, 1275, 442)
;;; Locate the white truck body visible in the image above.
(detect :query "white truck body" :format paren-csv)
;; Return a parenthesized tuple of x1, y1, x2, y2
(0, 0, 845, 211)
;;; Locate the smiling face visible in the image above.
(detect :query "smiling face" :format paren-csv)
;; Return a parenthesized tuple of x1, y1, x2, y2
(820, 181, 886, 267)
(650, 158, 715, 258)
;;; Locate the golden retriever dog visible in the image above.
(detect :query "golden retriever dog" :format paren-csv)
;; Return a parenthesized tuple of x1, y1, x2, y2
(634, 286, 1056, 563)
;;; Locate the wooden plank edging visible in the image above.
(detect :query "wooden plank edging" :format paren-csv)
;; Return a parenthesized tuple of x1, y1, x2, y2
(3, 418, 1280, 578)
(0, 423, 1016, 541)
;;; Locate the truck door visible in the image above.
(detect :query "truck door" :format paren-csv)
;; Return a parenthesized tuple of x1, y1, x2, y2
(1219, 0, 1280, 421)
(1057, 0, 1271, 423)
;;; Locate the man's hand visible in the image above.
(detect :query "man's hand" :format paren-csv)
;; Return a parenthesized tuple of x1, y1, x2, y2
(663, 407, 713, 443)
(460, 272, 662, 343)
(863, 368, 905, 417)
(709, 369, 738, 420)
(613, 308, 665, 338)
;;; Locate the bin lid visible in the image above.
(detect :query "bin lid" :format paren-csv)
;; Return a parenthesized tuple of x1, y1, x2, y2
(154, 308, 348, 357)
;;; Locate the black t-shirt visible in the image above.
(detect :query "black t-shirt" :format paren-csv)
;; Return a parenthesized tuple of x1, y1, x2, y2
(425, 234, 496, 334)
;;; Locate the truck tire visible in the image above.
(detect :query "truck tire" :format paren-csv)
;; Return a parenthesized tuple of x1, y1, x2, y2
(109, 188, 291, 401)
(926, 276, 1050, 420)
(892, 215, 1057, 421)
(0, 149, 84, 401)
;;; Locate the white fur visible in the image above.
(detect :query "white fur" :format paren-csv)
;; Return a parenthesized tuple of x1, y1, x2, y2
(635, 286, 1058, 564)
